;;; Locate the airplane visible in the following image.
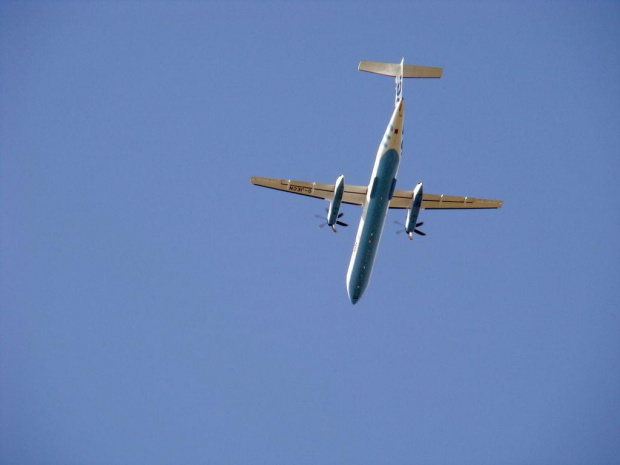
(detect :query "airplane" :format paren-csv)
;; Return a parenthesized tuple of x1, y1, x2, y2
(251, 59, 503, 304)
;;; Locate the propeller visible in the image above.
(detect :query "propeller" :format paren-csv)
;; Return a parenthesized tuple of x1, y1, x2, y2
(315, 210, 348, 232)
(394, 220, 425, 240)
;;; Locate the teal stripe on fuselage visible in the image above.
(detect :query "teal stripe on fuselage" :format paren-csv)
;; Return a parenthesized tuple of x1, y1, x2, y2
(347, 149, 400, 304)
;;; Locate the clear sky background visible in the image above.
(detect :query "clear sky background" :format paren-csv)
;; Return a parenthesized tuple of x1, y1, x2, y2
(2, 1, 619, 464)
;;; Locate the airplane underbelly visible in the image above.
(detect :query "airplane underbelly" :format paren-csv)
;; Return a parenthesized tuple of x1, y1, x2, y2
(347, 149, 400, 304)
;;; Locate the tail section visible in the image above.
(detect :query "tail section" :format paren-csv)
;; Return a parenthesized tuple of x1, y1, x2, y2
(358, 60, 443, 78)
(358, 59, 443, 106)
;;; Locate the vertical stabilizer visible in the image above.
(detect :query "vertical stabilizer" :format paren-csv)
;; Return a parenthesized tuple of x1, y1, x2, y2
(395, 58, 404, 106)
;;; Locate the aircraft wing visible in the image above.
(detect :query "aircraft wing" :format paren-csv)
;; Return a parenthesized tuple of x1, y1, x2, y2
(390, 189, 503, 210)
(250, 176, 368, 206)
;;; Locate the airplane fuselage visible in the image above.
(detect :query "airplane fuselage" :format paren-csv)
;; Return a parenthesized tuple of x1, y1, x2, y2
(346, 99, 404, 304)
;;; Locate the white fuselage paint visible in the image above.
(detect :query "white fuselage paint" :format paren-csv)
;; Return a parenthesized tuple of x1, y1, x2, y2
(346, 99, 404, 304)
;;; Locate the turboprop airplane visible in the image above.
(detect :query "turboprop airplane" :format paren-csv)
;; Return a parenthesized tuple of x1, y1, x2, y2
(251, 59, 503, 304)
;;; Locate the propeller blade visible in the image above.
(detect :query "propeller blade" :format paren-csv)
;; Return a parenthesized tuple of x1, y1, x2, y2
(315, 211, 347, 230)
(393, 220, 426, 238)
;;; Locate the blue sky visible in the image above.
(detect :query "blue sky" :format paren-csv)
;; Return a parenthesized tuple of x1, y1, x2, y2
(1, 1, 619, 463)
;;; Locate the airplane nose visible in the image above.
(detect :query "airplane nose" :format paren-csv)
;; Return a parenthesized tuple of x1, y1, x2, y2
(347, 284, 362, 304)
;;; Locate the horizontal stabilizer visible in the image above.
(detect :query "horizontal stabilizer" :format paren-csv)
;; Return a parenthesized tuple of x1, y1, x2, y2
(359, 61, 443, 78)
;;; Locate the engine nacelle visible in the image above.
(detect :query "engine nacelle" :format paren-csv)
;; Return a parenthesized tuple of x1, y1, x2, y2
(327, 175, 345, 231)
(404, 182, 423, 240)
